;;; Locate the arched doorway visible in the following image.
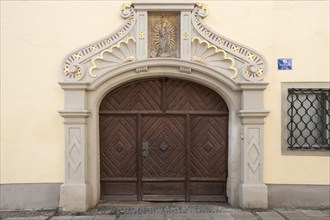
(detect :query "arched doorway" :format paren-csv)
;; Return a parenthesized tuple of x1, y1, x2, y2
(99, 78, 229, 201)
(59, 1, 270, 210)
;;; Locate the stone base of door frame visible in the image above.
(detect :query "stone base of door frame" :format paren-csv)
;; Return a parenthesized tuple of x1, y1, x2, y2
(59, 183, 90, 211)
(239, 183, 268, 209)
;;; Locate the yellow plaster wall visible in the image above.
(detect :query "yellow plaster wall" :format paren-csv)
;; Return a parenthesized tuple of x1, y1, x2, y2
(1, 1, 329, 184)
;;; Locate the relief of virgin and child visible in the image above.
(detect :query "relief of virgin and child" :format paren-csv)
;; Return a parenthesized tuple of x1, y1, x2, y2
(149, 13, 180, 58)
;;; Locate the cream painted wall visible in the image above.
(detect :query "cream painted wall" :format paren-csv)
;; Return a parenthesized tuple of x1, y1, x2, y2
(1, 1, 329, 184)
(203, 1, 330, 184)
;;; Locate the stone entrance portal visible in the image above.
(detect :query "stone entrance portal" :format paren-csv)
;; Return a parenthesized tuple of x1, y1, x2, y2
(59, 1, 269, 211)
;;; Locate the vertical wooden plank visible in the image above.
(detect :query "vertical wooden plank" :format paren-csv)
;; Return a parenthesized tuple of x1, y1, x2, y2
(137, 113, 142, 200)
(186, 114, 191, 201)
(161, 77, 167, 113)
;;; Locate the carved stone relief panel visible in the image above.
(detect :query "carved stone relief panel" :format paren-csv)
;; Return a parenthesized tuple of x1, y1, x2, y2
(67, 127, 82, 181)
(247, 127, 261, 182)
(148, 12, 180, 58)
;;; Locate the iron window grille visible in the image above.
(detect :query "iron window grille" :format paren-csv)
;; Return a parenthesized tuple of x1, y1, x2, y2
(287, 88, 330, 150)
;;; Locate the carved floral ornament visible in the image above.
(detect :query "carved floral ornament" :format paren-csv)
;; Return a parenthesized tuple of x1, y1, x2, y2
(62, 2, 267, 82)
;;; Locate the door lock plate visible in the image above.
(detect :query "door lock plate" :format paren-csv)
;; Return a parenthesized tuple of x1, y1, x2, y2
(142, 140, 149, 157)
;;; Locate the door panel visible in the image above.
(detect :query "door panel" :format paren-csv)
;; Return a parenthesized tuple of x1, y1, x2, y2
(166, 79, 229, 112)
(141, 115, 186, 201)
(100, 80, 162, 111)
(190, 116, 228, 201)
(100, 115, 138, 200)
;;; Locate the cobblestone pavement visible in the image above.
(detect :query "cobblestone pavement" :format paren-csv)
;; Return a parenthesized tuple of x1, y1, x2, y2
(1, 202, 329, 220)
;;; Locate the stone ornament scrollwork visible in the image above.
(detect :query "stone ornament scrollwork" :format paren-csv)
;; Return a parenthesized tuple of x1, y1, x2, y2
(62, 4, 136, 81)
(61, 1, 267, 82)
(120, 3, 133, 18)
(195, 2, 208, 17)
(242, 64, 265, 81)
(191, 3, 267, 81)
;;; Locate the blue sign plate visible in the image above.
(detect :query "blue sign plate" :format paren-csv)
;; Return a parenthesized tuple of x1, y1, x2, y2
(278, 58, 292, 70)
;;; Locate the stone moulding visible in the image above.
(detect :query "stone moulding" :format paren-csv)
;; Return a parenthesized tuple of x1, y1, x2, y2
(59, 1, 270, 211)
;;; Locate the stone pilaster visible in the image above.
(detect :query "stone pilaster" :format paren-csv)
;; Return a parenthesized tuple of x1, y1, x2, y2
(238, 83, 269, 209)
(59, 84, 90, 211)
(238, 110, 269, 208)
(136, 11, 148, 60)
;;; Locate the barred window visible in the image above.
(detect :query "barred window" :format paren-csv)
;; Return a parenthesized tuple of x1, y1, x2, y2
(287, 89, 330, 150)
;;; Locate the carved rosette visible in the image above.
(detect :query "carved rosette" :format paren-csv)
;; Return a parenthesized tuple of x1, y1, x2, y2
(62, 5, 136, 81)
(89, 37, 137, 77)
(192, 4, 267, 81)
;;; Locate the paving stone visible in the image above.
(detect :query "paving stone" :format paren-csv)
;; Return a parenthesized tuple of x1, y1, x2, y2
(72, 216, 94, 220)
(256, 212, 285, 220)
(94, 215, 116, 220)
(301, 210, 329, 217)
(5, 218, 49, 220)
(118, 215, 136, 220)
(119, 214, 164, 220)
(230, 212, 257, 220)
(190, 213, 211, 220)
(278, 210, 311, 219)
(300, 210, 330, 220)
(166, 213, 189, 220)
(321, 209, 330, 216)
(210, 213, 234, 220)
(139, 214, 164, 220)
(50, 217, 74, 220)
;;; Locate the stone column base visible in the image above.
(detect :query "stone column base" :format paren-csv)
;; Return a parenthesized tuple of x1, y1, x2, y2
(59, 183, 90, 211)
(239, 183, 268, 208)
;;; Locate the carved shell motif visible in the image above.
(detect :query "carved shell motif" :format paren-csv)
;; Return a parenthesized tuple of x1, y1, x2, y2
(89, 37, 136, 77)
(191, 37, 237, 78)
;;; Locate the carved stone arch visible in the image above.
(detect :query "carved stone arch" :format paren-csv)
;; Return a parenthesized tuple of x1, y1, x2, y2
(59, 1, 269, 211)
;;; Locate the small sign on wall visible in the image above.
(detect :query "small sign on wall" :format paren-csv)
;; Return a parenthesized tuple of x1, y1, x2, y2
(278, 58, 292, 70)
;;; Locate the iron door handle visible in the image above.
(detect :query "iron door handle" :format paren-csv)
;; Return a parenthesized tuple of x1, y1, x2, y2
(142, 140, 149, 157)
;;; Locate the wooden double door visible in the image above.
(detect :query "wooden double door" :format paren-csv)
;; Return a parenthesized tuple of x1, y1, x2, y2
(99, 78, 228, 201)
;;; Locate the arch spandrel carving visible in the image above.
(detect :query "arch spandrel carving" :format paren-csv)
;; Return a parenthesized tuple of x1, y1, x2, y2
(61, 1, 267, 84)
